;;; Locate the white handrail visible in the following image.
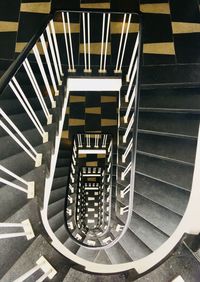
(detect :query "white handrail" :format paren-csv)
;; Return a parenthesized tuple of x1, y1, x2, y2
(0, 165, 34, 198)
(120, 205, 129, 215)
(82, 13, 87, 71)
(87, 12, 91, 71)
(33, 44, 56, 108)
(14, 256, 56, 282)
(0, 219, 34, 240)
(126, 32, 139, 82)
(102, 134, 107, 148)
(99, 13, 105, 72)
(40, 34, 59, 96)
(86, 134, 91, 148)
(66, 12, 75, 71)
(23, 58, 52, 125)
(121, 161, 132, 180)
(123, 112, 134, 143)
(50, 20, 64, 76)
(115, 13, 126, 72)
(124, 85, 136, 123)
(125, 58, 138, 102)
(103, 13, 110, 72)
(120, 183, 130, 198)
(62, 12, 71, 71)
(46, 25, 62, 85)
(119, 13, 132, 71)
(0, 109, 42, 167)
(9, 79, 48, 142)
(122, 137, 133, 163)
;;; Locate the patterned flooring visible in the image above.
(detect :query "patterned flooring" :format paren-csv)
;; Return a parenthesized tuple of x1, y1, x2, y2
(0, 0, 200, 67)
(62, 91, 118, 140)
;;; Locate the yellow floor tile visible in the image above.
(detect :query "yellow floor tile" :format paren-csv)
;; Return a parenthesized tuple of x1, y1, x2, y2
(85, 107, 101, 114)
(101, 119, 117, 126)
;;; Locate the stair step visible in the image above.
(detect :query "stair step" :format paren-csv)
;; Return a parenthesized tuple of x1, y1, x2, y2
(139, 111, 200, 138)
(52, 176, 69, 190)
(1, 234, 68, 282)
(49, 210, 64, 232)
(133, 193, 182, 236)
(94, 250, 112, 264)
(140, 87, 200, 110)
(135, 173, 190, 216)
(105, 242, 132, 264)
(76, 246, 99, 261)
(49, 187, 67, 204)
(136, 153, 194, 191)
(0, 199, 40, 279)
(54, 167, 70, 178)
(137, 132, 197, 165)
(48, 198, 65, 219)
(54, 224, 69, 244)
(114, 229, 152, 260)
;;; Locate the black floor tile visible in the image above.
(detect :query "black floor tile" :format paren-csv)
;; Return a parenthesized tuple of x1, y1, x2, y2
(0, 0, 20, 21)
(17, 13, 49, 42)
(51, 0, 80, 11)
(170, 0, 200, 23)
(111, 0, 139, 12)
(0, 33, 17, 60)
(142, 13, 173, 43)
(143, 54, 176, 65)
(174, 33, 200, 63)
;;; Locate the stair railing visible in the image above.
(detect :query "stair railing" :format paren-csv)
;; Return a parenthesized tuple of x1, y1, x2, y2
(0, 219, 34, 240)
(0, 109, 43, 167)
(13, 256, 57, 282)
(0, 165, 35, 198)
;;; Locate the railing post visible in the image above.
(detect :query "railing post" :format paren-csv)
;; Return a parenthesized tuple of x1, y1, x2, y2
(46, 25, 62, 86)
(0, 109, 42, 167)
(40, 34, 59, 96)
(14, 256, 57, 282)
(9, 78, 48, 143)
(23, 58, 52, 125)
(50, 20, 64, 77)
(0, 219, 34, 240)
(0, 165, 35, 198)
(33, 44, 56, 108)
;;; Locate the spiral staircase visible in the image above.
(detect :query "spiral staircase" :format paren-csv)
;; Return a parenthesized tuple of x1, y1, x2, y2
(0, 9, 200, 282)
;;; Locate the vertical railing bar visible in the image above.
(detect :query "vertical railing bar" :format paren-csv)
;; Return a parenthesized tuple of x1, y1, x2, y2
(87, 13, 91, 71)
(50, 20, 64, 76)
(0, 177, 28, 193)
(123, 112, 134, 143)
(46, 25, 62, 85)
(0, 232, 27, 239)
(9, 79, 45, 138)
(103, 13, 110, 71)
(0, 222, 23, 227)
(33, 45, 56, 108)
(115, 14, 126, 72)
(0, 108, 38, 157)
(23, 59, 51, 122)
(67, 12, 75, 71)
(14, 264, 41, 282)
(124, 85, 136, 123)
(99, 13, 105, 72)
(119, 13, 132, 71)
(125, 58, 138, 102)
(40, 34, 59, 95)
(82, 13, 87, 71)
(126, 32, 139, 82)
(0, 165, 30, 186)
(62, 12, 71, 71)
(36, 269, 52, 282)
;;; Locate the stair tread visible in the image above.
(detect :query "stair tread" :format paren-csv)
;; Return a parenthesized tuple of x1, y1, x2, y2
(136, 153, 194, 191)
